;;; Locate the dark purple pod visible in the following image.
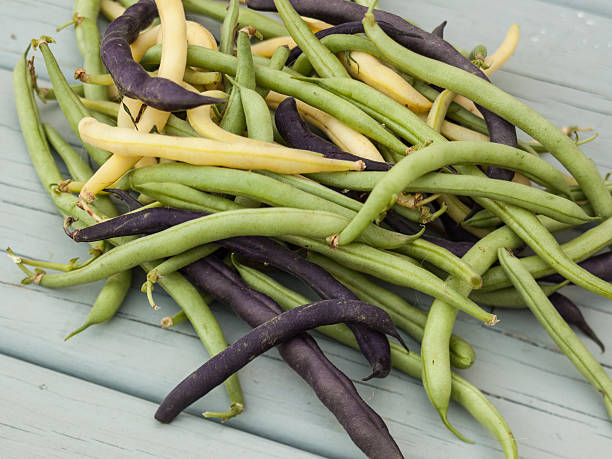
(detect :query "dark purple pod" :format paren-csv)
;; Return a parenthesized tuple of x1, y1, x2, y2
(101, 0, 224, 111)
(169, 258, 403, 458)
(540, 252, 612, 285)
(549, 293, 605, 352)
(274, 97, 391, 171)
(155, 298, 407, 423)
(103, 188, 144, 211)
(65, 207, 203, 241)
(66, 208, 393, 379)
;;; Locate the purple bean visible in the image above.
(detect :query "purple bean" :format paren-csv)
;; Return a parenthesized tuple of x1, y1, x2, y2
(431, 21, 447, 38)
(155, 297, 406, 426)
(103, 188, 144, 211)
(549, 293, 605, 352)
(101, 0, 224, 111)
(66, 207, 392, 379)
(178, 258, 402, 457)
(274, 97, 391, 171)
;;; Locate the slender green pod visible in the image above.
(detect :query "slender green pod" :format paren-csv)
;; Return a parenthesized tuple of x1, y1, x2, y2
(65, 270, 132, 340)
(131, 181, 242, 213)
(33, 38, 110, 165)
(470, 282, 568, 308)
(280, 235, 496, 324)
(141, 44, 409, 155)
(362, 8, 612, 218)
(219, 0, 239, 55)
(129, 163, 413, 249)
(183, 0, 288, 38)
(306, 252, 476, 369)
(233, 261, 516, 459)
(498, 248, 612, 421)
(335, 141, 571, 246)
(274, 0, 349, 78)
(73, 0, 108, 100)
(231, 77, 274, 142)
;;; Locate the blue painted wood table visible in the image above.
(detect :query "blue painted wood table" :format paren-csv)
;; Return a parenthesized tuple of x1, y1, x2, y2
(1, 1, 611, 457)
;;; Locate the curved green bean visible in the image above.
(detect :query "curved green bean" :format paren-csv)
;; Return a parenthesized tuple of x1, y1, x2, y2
(219, 0, 239, 55)
(498, 248, 612, 421)
(363, 9, 612, 218)
(336, 141, 571, 246)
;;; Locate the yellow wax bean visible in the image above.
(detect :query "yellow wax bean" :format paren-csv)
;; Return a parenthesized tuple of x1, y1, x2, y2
(78, 117, 363, 174)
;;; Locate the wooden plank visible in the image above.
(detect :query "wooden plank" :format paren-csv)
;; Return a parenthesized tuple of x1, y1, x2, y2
(1, 1, 612, 457)
(0, 354, 321, 459)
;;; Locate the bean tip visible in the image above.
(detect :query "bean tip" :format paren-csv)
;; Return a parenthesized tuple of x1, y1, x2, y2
(486, 315, 499, 326)
(326, 234, 339, 249)
(161, 317, 173, 329)
(63, 216, 78, 240)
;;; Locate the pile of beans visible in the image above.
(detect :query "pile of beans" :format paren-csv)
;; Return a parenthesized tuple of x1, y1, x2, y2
(10, 0, 612, 457)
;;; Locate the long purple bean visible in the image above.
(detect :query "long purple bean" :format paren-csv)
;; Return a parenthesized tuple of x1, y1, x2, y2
(155, 297, 406, 427)
(177, 257, 402, 458)
(247, 0, 518, 170)
(274, 97, 391, 171)
(66, 207, 392, 379)
(101, 0, 224, 111)
(548, 293, 605, 352)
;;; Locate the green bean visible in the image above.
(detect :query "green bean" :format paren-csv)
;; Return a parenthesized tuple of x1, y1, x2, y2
(309, 168, 590, 225)
(183, 0, 288, 39)
(33, 38, 110, 166)
(233, 262, 516, 459)
(462, 208, 502, 229)
(280, 236, 495, 324)
(220, 25, 248, 135)
(470, 282, 568, 308)
(219, 0, 239, 55)
(65, 270, 132, 340)
(482, 216, 612, 291)
(231, 77, 274, 142)
(306, 252, 476, 369)
(292, 34, 385, 75)
(131, 181, 242, 213)
(363, 9, 612, 218)
(498, 248, 612, 421)
(141, 44, 408, 155)
(141, 258, 245, 420)
(275, 0, 349, 78)
(335, 141, 571, 246)
(32, 208, 371, 288)
(73, 0, 108, 101)
(129, 163, 414, 249)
